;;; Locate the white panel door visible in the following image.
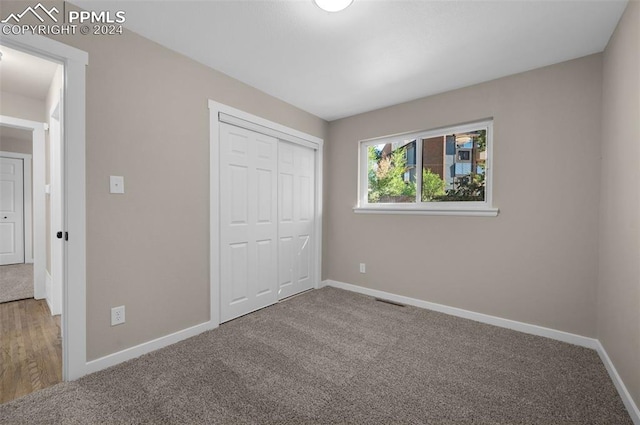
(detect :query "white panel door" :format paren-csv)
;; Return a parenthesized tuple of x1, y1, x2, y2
(278, 141, 315, 300)
(0, 157, 25, 265)
(220, 123, 278, 322)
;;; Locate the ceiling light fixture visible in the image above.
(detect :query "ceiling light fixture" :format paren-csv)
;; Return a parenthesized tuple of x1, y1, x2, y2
(314, 0, 353, 13)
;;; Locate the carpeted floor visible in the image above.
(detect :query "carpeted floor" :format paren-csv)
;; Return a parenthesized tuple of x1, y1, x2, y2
(0, 264, 33, 304)
(0, 287, 632, 424)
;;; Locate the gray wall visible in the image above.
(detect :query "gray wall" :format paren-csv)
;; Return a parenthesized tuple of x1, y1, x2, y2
(0, 135, 33, 155)
(0, 91, 45, 122)
(74, 27, 327, 360)
(0, 0, 328, 360)
(599, 0, 640, 408)
(325, 54, 603, 338)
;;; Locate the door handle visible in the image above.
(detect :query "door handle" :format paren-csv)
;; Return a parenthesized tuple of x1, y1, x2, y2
(56, 231, 63, 239)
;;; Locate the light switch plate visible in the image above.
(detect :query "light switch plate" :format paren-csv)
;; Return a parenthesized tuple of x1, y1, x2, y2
(110, 176, 125, 194)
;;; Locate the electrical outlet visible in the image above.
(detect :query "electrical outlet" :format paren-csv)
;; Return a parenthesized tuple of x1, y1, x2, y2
(111, 305, 125, 326)
(359, 263, 366, 273)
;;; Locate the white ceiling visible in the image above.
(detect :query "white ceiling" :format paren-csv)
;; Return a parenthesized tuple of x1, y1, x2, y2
(0, 45, 60, 100)
(72, 0, 627, 121)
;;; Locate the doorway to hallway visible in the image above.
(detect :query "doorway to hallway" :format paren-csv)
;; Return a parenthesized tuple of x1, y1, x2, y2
(0, 44, 64, 403)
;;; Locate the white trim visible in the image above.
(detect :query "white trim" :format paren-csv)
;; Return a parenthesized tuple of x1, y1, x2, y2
(85, 321, 217, 375)
(219, 113, 319, 150)
(2, 28, 89, 381)
(595, 341, 640, 424)
(323, 279, 640, 422)
(49, 98, 63, 318)
(208, 100, 324, 328)
(45, 267, 61, 315)
(45, 269, 53, 314)
(353, 206, 499, 217)
(323, 279, 598, 349)
(210, 102, 323, 147)
(0, 118, 45, 299)
(0, 151, 33, 264)
(314, 138, 323, 294)
(0, 25, 88, 64)
(208, 104, 221, 328)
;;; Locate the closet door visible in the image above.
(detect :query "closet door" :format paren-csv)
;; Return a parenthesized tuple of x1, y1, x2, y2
(278, 141, 315, 300)
(220, 123, 278, 322)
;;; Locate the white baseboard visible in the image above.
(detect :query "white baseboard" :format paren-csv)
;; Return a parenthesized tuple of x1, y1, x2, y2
(76, 280, 638, 424)
(44, 271, 53, 313)
(322, 279, 639, 424)
(596, 341, 640, 424)
(323, 280, 597, 348)
(84, 320, 218, 375)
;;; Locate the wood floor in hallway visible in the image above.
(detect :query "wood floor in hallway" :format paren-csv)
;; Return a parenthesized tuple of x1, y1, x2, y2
(0, 298, 62, 404)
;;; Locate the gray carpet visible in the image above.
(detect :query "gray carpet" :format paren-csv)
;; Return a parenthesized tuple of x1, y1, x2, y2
(0, 287, 632, 424)
(0, 264, 33, 304)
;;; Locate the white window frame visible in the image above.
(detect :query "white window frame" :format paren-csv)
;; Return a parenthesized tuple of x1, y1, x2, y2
(354, 119, 498, 217)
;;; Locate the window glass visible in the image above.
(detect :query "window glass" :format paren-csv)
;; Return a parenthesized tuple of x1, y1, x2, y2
(422, 130, 486, 202)
(367, 140, 417, 203)
(360, 121, 492, 210)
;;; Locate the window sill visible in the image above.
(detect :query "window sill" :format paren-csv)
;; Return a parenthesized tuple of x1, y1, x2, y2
(353, 206, 499, 217)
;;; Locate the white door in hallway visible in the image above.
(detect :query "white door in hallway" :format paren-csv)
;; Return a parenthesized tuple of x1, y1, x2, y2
(219, 123, 278, 322)
(278, 141, 315, 300)
(0, 157, 25, 265)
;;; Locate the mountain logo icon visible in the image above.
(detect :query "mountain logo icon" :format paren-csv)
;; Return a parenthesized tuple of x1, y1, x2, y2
(1, 3, 59, 24)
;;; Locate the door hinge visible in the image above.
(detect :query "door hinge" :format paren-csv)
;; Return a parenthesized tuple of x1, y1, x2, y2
(56, 231, 63, 239)
(56, 231, 69, 241)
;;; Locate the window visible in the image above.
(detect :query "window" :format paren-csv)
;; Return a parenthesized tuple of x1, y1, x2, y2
(356, 120, 498, 216)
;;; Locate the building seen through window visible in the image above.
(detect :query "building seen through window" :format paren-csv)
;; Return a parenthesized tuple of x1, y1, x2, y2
(367, 129, 487, 203)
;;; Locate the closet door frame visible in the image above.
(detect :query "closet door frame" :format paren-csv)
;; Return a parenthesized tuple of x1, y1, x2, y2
(209, 100, 324, 327)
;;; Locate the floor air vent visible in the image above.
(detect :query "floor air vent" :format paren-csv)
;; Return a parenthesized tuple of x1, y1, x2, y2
(375, 298, 406, 307)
